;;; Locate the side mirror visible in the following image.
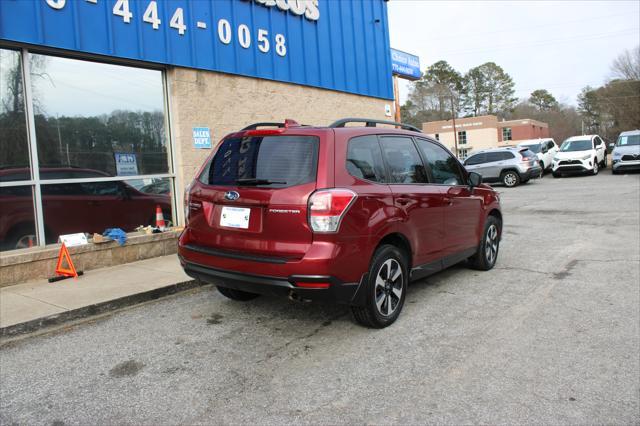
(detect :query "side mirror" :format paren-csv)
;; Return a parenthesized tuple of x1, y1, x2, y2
(541, 147, 548, 153)
(468, 171, 482, 188)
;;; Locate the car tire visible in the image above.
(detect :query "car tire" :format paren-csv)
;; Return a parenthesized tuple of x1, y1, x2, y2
(351, 245, 408, 329)
(469, 215, 501, 271)
(5, 224, 37, 250)
(216, 286, 260, 301)
(501, 171, 520, 187)
(552, 172, 561, 178)
(539, 161, 545, 175)
(591, 159, 599, 175)
(612, 168, 618, 175)
(601, 155, 607, 168)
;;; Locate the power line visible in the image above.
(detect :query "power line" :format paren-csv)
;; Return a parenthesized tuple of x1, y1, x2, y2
(444, 28, 639, 56)
(426, 12, 632, 42)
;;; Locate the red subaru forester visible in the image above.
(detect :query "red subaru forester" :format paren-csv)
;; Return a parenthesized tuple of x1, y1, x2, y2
(179, 118, 502, 328)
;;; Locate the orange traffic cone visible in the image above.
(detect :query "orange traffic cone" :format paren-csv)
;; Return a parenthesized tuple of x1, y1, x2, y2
(155, 205, 166, 229)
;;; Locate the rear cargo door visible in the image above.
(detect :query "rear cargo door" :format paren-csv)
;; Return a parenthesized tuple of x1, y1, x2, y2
(188, 134, 319, 260)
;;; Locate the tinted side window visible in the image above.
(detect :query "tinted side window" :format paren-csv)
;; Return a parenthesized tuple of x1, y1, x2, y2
(485, 152, 503, 163)
(547, 141, 555, 149)
(501, 151, 515, 160)
(346, 136, 387, 183)
(595, 137, 602, 146)
(80, 181, 124, 196)
(41, 183, 86, 196)
(465, 153, 485, 165)
(415, 139, 464, 186)
(379, 136, 427, 184)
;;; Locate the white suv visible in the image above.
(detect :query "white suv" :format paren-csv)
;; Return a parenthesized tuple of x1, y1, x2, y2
(517, 138, 558, 173)
(552, 135, 607, 177)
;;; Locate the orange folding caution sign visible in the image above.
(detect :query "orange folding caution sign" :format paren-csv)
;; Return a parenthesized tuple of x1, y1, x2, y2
(49, 243, 83, 282)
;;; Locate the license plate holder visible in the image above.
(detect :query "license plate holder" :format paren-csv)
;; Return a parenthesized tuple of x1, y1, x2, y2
(220, 206, 250, 229)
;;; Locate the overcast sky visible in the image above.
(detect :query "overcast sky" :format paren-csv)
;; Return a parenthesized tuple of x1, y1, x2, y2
(387, 0, 640, 106)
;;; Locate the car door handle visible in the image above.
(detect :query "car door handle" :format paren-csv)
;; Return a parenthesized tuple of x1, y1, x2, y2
(396, 197, 411, 206)
(443, 197, 453, 206)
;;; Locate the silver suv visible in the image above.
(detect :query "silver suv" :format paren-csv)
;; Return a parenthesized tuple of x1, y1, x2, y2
(611, 130, 640, 174)
(463, 147, 542, 187)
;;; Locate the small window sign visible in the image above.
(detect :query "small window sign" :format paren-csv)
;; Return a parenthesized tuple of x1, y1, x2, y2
(193, 127, 212, 149)
(59, 233, 88, 247)
(114, 153, 139, 176)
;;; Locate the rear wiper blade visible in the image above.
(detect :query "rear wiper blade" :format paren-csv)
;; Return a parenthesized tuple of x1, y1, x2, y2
(235, 178, 287, 185)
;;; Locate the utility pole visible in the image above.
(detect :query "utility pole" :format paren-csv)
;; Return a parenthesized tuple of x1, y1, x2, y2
(57, 114, 63, 162)
(450, 92, 459, 159)
(393, 75, 401, 123)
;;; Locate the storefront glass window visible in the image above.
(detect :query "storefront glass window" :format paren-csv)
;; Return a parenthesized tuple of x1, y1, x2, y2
(40, 178, 173, 244)
(0, 186, 37, 251)
(0, 49, 30, 182)
(29, 54, 168, 179)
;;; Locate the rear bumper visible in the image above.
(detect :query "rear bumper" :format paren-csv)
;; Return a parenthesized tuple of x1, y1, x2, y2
(520, 166, 542, 180)
(181, 258, 363, 305)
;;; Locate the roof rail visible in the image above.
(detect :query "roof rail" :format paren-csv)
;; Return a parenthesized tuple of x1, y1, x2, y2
(241, 122, 286, 130)
(242, 119, 307, 131)
(328, 118, 422, 133)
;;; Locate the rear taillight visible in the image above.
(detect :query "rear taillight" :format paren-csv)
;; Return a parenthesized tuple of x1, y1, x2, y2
(183, 181, 201, 226)
(308, 188, 356, 233)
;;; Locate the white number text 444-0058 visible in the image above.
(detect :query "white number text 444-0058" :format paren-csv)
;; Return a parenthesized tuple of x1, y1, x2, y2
(45, 0, 288, 57)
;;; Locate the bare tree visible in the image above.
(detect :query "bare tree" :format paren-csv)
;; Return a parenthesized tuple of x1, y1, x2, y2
(611, 45, 640, 81)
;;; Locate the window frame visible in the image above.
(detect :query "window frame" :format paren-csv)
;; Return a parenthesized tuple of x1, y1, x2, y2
(345, 134, 388, 184)
(378, 135, 429, 185)
(502, 127, 512, 141)
(0, 45, 176, 250)
(457, 130, 467, 145)
(414, 137, 468, 187)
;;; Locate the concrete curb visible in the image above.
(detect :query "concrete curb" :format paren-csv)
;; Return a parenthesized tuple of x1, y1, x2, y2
(0, 279, 204, 339)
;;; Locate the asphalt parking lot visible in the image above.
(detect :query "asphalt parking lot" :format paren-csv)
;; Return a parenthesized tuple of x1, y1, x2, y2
(1, 170, 639, 425)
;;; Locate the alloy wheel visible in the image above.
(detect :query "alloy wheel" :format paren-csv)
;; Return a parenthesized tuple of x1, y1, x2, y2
(504, 173, 517, 187)
(374, 259, 403, 317)
(15, 234, 36, 249)
(485, 224, 499, 265)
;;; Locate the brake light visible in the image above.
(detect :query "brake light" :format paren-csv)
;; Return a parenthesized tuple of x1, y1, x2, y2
(308, 188, 356, 233)
(245, 129, 285, 136)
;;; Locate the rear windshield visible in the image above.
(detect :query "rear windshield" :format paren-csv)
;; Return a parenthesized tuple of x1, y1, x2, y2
(521, 143, 541, 153)
(520, 149, 537, 159)
(200, 135, 319, 187)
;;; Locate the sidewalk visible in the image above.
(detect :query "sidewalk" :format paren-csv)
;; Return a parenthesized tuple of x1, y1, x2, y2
(0, 254, 202, 339)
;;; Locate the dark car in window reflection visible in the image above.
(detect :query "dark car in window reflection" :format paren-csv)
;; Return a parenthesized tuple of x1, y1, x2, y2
(0, 168, 171, 250)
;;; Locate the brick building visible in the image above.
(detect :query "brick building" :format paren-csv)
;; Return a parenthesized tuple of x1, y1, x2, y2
(423, 115, 549, 159)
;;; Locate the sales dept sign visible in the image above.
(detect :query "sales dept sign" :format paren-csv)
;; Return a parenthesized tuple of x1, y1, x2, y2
(193, 127, 212, 149)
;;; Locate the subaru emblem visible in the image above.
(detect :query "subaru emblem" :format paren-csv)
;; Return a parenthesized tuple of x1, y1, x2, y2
(224, 191, 240, 201)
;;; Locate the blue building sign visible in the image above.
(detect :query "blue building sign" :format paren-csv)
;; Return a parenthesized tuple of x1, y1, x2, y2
(390, 48, 421, 81)
(192, 127, 212, 149)
(0, 0, 394, 99)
